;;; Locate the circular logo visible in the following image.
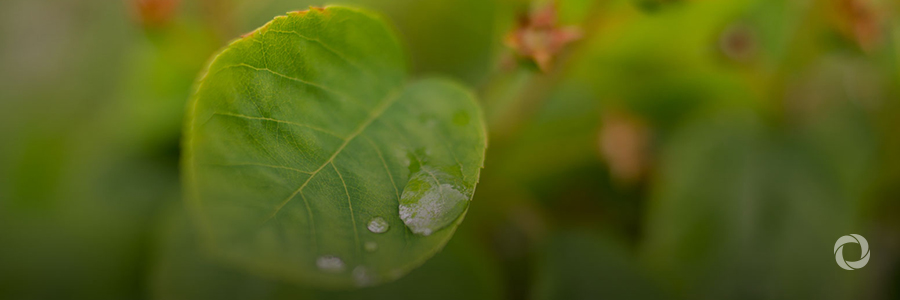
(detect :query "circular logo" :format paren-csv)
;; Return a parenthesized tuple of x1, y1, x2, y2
(834, 234, 870, 270)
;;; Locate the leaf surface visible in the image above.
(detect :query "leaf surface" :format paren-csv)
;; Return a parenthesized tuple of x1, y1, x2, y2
(150, 209, 504, 300)
(183, 6, 487, 288)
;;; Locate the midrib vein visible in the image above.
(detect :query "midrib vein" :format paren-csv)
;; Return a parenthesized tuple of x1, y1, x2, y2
(261, 88, 401, 223)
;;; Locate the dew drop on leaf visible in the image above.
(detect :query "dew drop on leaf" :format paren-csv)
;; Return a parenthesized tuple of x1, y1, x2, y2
(364, 241, 378, 252)
(398, 168, 469, 236)
(316, 255, 345, 273)
(367, 217, 390, 233)
(353, 266, 373, 287)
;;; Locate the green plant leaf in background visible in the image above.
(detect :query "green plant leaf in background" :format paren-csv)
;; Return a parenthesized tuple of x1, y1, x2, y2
(641, 106, 875, 299)
(183, 6, 487, 288)
(532, 231, 667, 300)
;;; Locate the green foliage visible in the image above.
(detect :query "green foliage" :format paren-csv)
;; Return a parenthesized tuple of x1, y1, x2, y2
(183, 7, 487, 288)
(532, 231, 665, 300)
(235, 0, 514, 86)
(2, 0, 900, 299)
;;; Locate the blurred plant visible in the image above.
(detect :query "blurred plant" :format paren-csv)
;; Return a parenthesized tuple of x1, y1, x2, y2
(598, 110, 651, 185)
(131, 0, 181, 28)
(505, 3, 583, 72)
(1, 0, 899, 299)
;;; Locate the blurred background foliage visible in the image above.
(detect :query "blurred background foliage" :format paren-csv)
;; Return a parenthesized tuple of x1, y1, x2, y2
(1, 0, 899, 299)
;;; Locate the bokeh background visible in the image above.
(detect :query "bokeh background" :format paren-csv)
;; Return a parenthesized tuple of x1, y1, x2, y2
(1, 0, 899, 299)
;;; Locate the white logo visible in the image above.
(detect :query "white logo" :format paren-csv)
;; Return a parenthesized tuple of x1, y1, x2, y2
(834, 234, 870, 270)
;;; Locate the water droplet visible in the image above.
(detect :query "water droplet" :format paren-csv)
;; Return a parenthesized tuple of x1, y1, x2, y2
(316, 255, 345, 273)
(364, 241, 378, 252)
(389, 269, 406, 280)
(367, 217, 389, 233)
(353, 266, 374, 286)
(398, 168, 469, 236)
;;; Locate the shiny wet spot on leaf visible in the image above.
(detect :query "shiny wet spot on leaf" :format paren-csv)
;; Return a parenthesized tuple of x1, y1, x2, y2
(365, 241, 379, 252)
(399, 168, 469, 236)
(316, 255, 345, 273)
(367, 217, 390, 233)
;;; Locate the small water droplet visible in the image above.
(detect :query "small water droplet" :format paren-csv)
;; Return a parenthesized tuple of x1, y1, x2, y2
(398, 168, 469, 236)
(316, 255, 345, 273)
(353, 266, 374, 286)
(389, 269, 406, 280)
(367, 217, 389, 233)
(364, 241, 378, 252)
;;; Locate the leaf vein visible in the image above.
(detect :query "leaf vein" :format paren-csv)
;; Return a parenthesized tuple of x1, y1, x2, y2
(261, 89, 401, 224)
(200, 161, 313, 174)
(331, 162, 362, 258)
(364, 136, 400, 199)
(299, 193, 318, 254)
(265, 29, 366, 72)
(214, 111, 346, 139)
(363, 135, 408, 251)
(217, 63, 354, 100)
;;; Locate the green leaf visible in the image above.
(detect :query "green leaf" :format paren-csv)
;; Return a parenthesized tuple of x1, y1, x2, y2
(150, 208, 504, 300)
(234, 0, 514, 85)
(640, 109, 869, 298)
(183, 6, 487, 288)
